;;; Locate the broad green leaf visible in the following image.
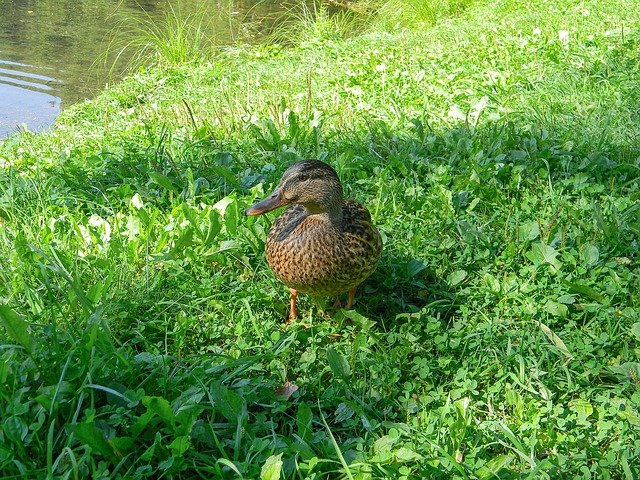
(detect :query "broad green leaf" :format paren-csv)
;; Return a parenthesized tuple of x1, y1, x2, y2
(159, 457, 175, 471)
(519, 221, 540, 242)
(110, 436, 134, 456)
(373, 435, 397, 454)
(149, 172, 178, 192)
(182, 203, 204, 240)
(0, 305, 33, 353)
(467, 197, 481, 212)
(260, 453, 283, 480)
(172, 227, 194, 251)
(539, 322, 572, 358)
(477, 454, 515, 480)
(296, 402, 313, 444)
(454, 397, 470, 420)
(505, 388, 523, 413)
(563, 280, 603, 302)
(447, 269, 467, 286)
(451, 397, 470, 444)
(3, 416, 28, 444)
(557, 294, 575, 304)
(289, 440, 314, 463)
(66, 422, 114, 459)
(569, 399, 593, 419)
(342, 309, 375, 331)
(483, 273, 500, 293)
(142, 396, 176, 431)
(211, 164, 242, 192)
(581, 244, 599, 266)
(631, 323, 640, 340)
(394, 446, 422, 462)
(224, 200, 239, 236)
(327, 347, 350, 379)
(0, 443, 12, 464)
(334, 402, 354, 423)
(217, 458, 243, 477)
(352, 332, 368, 357)
(307, 457, 319, 471)
(604, 363, 640, 383)
(211, 382, 246, 423)
(213, 196, 234, 215)
(126, 214, 141, 237)
(175, 405, 206, 432)
(407, 259, 426, 277)
(204, 209, 222, 245)
(591, 201, 613, 237)
(136, 205, 149, 225)
(617, 407, 640, 426)
(169, 435, 191, 456)
(526, 243, 562, 272)
(130, 193, 144, 209)
(545, 300, 568, 318)
(217, 239, 241, 252)
(131, 410, 156, 439)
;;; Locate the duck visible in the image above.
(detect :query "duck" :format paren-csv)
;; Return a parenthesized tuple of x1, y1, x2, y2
(245, 159, 383, 321)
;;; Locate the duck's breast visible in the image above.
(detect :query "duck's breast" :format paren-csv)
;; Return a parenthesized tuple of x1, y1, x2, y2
(265, 202, 381, 296)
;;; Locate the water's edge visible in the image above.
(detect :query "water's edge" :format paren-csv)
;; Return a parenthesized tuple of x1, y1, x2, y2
(0, 0, 291, 139)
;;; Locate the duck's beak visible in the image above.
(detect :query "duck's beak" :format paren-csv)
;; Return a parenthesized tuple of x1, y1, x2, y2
(245, 189, 287, 216)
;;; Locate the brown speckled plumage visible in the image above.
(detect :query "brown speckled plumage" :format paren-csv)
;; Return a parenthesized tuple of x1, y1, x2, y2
(245, 160, 382, 320)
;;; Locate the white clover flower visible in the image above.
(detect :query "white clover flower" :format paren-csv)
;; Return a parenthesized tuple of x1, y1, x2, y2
(559, 30, 569, 43)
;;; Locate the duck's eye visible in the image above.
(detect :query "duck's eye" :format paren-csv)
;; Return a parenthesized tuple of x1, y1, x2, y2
(298, 174, 309, 182)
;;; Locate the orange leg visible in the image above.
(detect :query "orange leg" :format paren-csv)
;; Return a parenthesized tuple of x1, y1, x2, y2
(332, 288, 357, 312)
(346, 287, 357, 309)
(287, 288, 298, 322)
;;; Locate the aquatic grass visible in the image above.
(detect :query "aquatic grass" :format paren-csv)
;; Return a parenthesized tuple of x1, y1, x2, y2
(265, 2, 371, 47)
(374, 0, 482, 31)
(102, 2, 222, 73)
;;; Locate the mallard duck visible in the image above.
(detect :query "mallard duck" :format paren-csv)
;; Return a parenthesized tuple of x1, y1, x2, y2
(245, 159, 382, 321)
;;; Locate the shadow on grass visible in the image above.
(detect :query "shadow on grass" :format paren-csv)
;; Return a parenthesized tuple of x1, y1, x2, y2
(359, 250, 460, 326)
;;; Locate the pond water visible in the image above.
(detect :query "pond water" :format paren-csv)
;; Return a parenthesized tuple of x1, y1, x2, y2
(0, 0, 292, 139)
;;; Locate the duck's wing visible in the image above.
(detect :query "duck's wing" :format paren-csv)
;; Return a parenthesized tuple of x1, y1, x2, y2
(340, 200, 383, 267)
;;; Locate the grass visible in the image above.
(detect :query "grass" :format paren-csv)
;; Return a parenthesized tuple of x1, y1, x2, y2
(101, 1, 222, 73)
(1, 0, 640, 477)
(374, 0, 480, 30)
(266, 3, 369, 47)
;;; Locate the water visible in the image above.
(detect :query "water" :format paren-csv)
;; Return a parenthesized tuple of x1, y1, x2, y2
(1, 60, 61, 135)
(0, 0, 287, 139)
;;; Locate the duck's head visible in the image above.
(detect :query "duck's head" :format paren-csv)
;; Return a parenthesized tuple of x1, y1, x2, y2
(245, 160, 343, 216)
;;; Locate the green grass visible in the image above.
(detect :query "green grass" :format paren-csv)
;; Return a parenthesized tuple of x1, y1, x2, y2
(374, 0, 479, 30)
(102, 1, 222, 72)
(266, 3, 369, 47)
(1, 0, 640, 478)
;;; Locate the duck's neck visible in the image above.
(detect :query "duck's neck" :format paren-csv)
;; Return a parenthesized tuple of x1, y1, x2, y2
(304, 204, 343, 225)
